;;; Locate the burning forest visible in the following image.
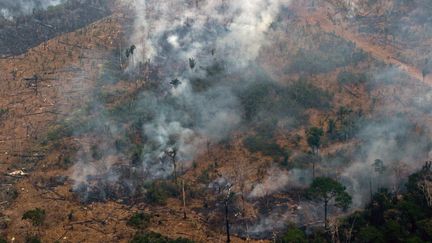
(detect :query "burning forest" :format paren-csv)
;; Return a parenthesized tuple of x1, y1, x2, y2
(1, 0, 432, 242)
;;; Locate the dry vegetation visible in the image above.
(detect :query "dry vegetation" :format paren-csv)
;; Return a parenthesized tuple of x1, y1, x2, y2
(1, 0, 432, 242)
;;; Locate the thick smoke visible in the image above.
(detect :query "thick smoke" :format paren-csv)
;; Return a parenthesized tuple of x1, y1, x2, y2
(126, 0, 292, 177)
(339, 65, 432, 207)
(0, 0, 64, 19)
(68, 0, 432, 237)
(341, 116, 431, 207)
(72, 0, 292, 187)
(249, 167, 312, 198)
(130, 0, 291, 71)
(125, 0, 291, 176)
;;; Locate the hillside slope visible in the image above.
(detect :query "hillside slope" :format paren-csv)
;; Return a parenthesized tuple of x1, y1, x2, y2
(1, 0, 432, 242)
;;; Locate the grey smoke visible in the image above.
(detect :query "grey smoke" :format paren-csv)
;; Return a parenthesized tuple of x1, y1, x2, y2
(249, 167, 312, 199)
(0, 0, 64, 19)
(341, 116, 431, 208)
(65, 0, 432, 236)
(71, 0, 293, 184)
(130, 0, 292, 70)
(245, 64, 432, 233)
(125, 0, 292, 177)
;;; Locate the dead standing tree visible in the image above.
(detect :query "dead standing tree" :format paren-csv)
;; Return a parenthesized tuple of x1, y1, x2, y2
(210, 177, 235, 242)
(165, 148, 178, 182)
(182, 179, 187, 219)
(222, 184, 234, 243)
(417, 161, 432, 207)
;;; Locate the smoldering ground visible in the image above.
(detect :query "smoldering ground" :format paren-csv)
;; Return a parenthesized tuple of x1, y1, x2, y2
(61, 0, 432, 238)
(70, 0, 293, 199)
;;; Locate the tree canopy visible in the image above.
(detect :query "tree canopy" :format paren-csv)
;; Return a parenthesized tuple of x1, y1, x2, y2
(306, 127, 324, 153)
(308, 177, 352, 228)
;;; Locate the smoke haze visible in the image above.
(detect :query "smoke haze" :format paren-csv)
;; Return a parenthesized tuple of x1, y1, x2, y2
(60, 0, 432, 236)
(0, 0, 64, 19)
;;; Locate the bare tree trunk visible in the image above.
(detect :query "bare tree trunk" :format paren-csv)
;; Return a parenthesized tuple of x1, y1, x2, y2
(225, 200, 231, 243)
(166, 149, 178, 183)
(324, 200, 328, 229)
(312, 146, 318, 178)
(119, 42, 122, 68)
(346, 217, 357, 243)
(207, 140, 211, 158)
(313, 161, 316, 179)
(182, 180, 187, 219)
(173, 160, 177, 182)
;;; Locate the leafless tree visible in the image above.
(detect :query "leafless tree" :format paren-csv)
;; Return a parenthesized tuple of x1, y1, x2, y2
(165, 148, 178, 182)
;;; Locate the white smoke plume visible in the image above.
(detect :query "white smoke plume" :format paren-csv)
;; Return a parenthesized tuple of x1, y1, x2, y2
(71, 0, 292, 181)
(130, 0, 291, 70)
(55, 0, 432, 237)
(244, 63, 432, 236)
(0, 0, 64, 19)
(338, 66, 432, 207)
(249, 167, 312, 198)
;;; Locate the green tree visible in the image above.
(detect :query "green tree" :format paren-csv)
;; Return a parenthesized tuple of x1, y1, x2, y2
(306, 127, 323, 178)
(418, 218, 432, 239)
(145, 183, 168, 205)
(25, 235, 41, 243)
(358, 225, 385, 243)
(336, 106, 355, 140)
(306, 127, 324, 154)
(308, 177, 352, 229)
(373, 159, 386, 174)
(22, 208, 45, 226)
(127, 212, 151, 229)
(327, 118, 336, 138)
(369, 159, 386, 199)
(279, 225, 307, 243)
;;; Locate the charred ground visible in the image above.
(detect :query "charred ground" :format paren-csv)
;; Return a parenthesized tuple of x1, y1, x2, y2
(1, 0, 432, 242)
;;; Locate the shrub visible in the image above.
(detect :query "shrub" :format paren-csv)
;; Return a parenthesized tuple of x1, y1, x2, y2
(45, 124, 74, 142)
(198, 168, 211, 184)
(306, 127, 324, 153)
(279, 225, 307, 243)
(61, 156, 72, 167)
(22, 208, 45, 226)
(238, 78, 331, 129)
(145, 181, 179, 205)
(25, 235, 41, 243)
(115, 138, 128, 152)
(291, 152, 320, 170)
(145, 186, 167, 205)
(288, 79, 332, 110)
(130, 232, 194, 243)
(418, 219, 432, 239)
(129, 145, 143, 165)
(159, 181, 180, 197)
(90, 145, 103, 160)
(337, 71, 368, 85)
(244, 135, 290, 164)
(127, 212, 151, 229)
(358, 226, 385, 243)
(0, 108, 8, 119)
